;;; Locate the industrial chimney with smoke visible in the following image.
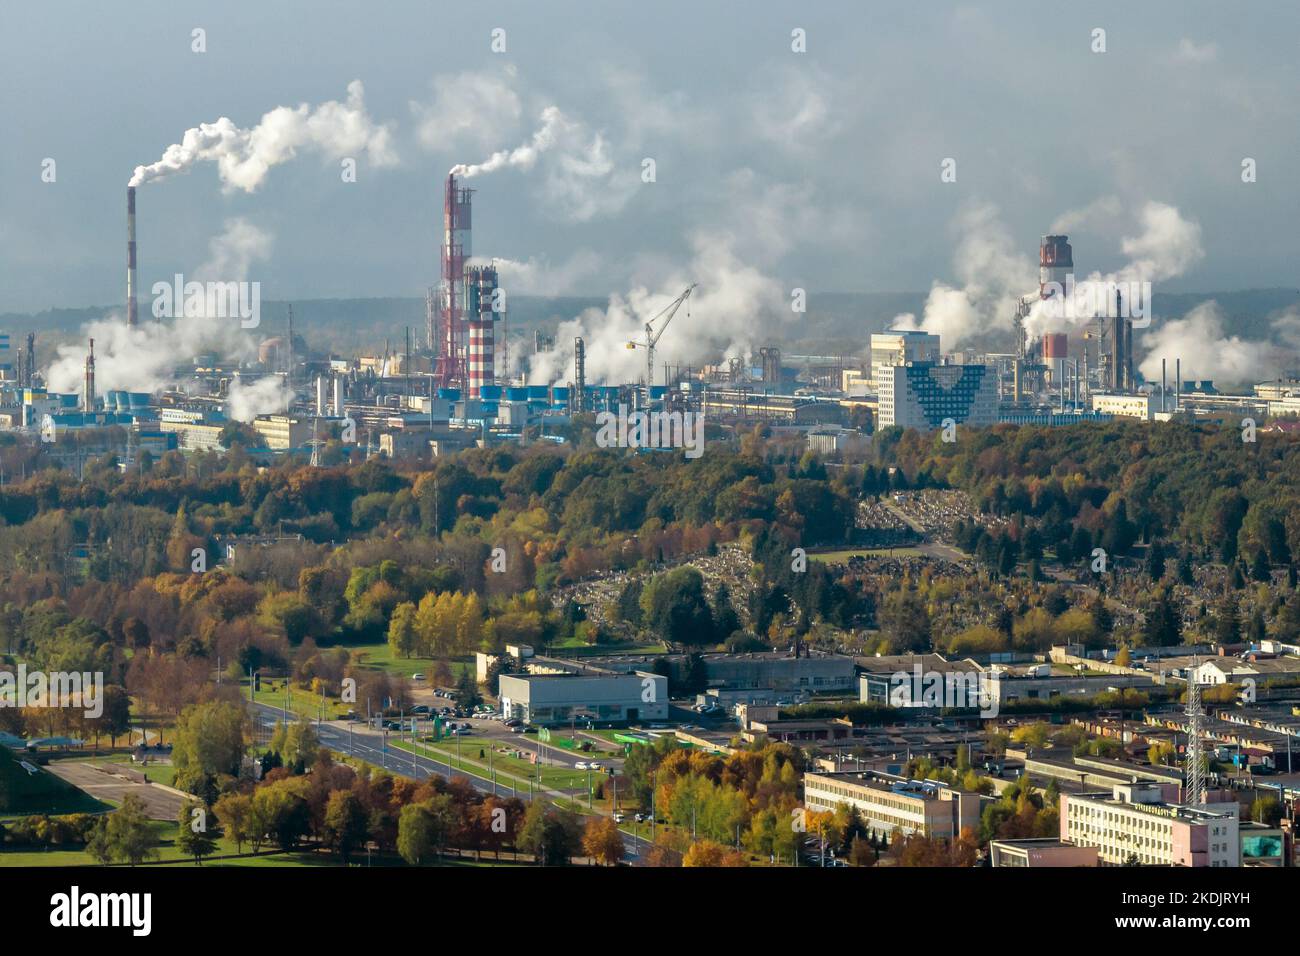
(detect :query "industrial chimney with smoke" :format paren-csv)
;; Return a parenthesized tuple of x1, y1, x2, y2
(127, 187, 139, 328)
(433, 173, 473, 391)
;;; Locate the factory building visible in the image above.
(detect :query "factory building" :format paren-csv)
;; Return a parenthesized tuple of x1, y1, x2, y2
(876, 362, 997, 431)
(497, 671, 669, 726)
(869, 331, 940, 393)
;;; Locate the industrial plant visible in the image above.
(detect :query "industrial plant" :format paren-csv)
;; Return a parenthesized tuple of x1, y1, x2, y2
(3, 168, 1300, 468)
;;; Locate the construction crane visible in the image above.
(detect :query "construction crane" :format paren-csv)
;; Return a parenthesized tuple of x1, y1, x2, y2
(626, 283, 696, 387)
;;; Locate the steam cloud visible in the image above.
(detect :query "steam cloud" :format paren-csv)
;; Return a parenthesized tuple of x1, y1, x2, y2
(524, 232, 785, 386)
(46, 219, 274, 397)
(225, 376, 290, 422)
(450, 106, 562, 178)
(892, 202, 1036, 350)
(1138, 301, 1282, 386)
(1021, 201, 1205, 343)
(129, 81, 396, 192)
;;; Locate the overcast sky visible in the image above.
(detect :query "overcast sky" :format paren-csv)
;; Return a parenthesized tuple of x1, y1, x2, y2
(3, 0, 1298, 315)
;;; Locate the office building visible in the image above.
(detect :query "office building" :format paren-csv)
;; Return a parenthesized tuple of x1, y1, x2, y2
(1060, 782, 1240, 867)
(803, 770, 982, 840)
(869, 331, 940, 393)
(876, 362, 997, 431)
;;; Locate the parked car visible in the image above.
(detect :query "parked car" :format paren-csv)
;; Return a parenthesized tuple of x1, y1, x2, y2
(575, 762, 589, 770)
(412, 673, 426, 681)
(612, 812, 625, 823)
(504, 718, 522, 728)
(411, 705, 430, 715)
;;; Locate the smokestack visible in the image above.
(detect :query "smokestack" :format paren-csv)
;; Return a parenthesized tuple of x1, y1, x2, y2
(434, 172, 472, 391)
(84, 338, 96, 412)
(333, 376, 342, 417)
(126, 187, 138, 328)
(1176, 359, 1181, 411)
(1162, 359, 1167, 414)
(574, 337, 586, 413)
(316, 376, 326, 417)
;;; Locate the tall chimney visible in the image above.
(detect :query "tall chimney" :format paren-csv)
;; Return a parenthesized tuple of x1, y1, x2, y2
(1162, 359, 1167, 414)
(84, 338, 96, 412)
(127, 187, 138, 328)
(1176, 359, 1181, 412)
(333, 376, 342, 417)
(316, 375, 326, 417)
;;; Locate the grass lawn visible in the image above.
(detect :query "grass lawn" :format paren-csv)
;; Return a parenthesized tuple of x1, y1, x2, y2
(392, 738, 598, 793)
(100, 759, 176, 788)
(810, 547, 923, 564)
(0, 751, 112, 817)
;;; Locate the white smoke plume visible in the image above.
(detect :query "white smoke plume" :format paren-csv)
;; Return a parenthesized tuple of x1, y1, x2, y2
(225, 376, 290, 422)
(412, 66, 522, 153)
(450, 106, 563, 178)
(891, 202, 1036, 350)
(446, 100, 635, 222)
(1138, 301, 1281, 386)
(487, 251, 602, 296)
(130, 81, 396, 192)
(524, 233, 785, 386)
(1021, 201, 1204, 343)
(46, 220, 274, 396)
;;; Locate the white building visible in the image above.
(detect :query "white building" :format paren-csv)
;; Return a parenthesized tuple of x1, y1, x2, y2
(869, 331, 940, 393)
(1060, 782, 1240, 867)
(1090, 392, 1152, 421)
(498, 672, 669, 726)
(877, 362, 997, 431)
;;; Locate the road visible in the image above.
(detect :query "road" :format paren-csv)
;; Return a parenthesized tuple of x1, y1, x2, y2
(247, 701, 649, 861)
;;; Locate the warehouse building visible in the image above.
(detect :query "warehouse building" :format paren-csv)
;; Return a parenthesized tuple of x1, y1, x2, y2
(498, 671, 669, 727)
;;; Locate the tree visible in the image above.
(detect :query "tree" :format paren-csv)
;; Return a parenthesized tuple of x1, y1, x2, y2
(640, 567, 715, 649)
(1252, 796, 1283, 827)
(387, 601, 419, 659)
(172, 700, 248, 801)
(176, 801, 220, 865)
(518, 802, 582, 866)
(581, 815, 625, 866)
(397, 802, 436, 866)
(87, 793, 158, 866)
(682, 839, 747, 867)
(213, 792, 254, 854)
(322, 790, 370, 863)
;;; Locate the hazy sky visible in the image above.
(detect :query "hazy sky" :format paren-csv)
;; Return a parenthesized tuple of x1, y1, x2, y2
(3, 0, 1298, 315)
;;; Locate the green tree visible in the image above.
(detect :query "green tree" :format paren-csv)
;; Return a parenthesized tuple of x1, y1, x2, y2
(87, 793, 158, 866)
(322, 790, 370, 863)
(172, 700, 248, 801)
(387, 601, 419, 659)
(176, 801, 220, 865)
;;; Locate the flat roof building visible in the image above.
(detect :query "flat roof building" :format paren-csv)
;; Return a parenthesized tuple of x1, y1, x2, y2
(803, 770, 982, 840)
(870, 331, 940, 393)
(989, 838, 1099, 867)
(498, 671, 668, 727)
(1060, 782, 1240, 867)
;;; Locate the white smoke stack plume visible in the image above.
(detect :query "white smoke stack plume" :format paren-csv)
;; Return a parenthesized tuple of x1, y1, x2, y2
(450, 106, 562, 179)
(46, 219, 273, 396)
(226, 376, 290, 422)
(129, 81, 396, 193)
